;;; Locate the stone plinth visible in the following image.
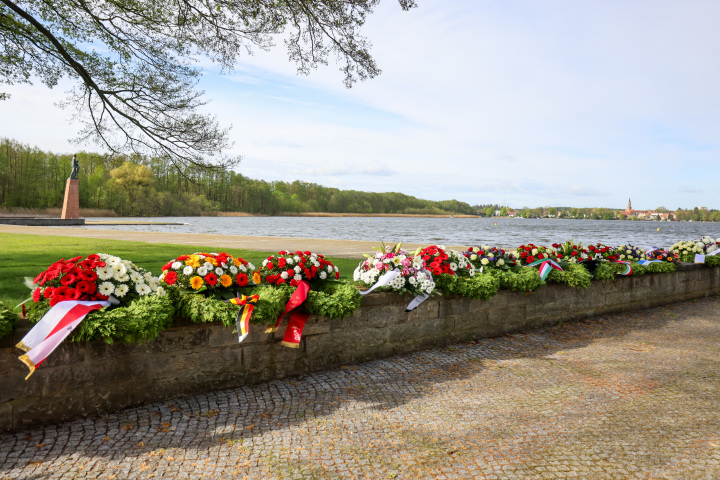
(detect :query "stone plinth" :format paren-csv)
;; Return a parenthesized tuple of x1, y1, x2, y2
(61, 179, 79, 219)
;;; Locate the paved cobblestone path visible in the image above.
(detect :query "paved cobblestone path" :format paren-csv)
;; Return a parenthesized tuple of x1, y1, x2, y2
(2, 296, 720, 479)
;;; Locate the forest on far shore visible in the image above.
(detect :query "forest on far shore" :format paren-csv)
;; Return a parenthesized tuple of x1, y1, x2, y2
(0, 138, 484, 216)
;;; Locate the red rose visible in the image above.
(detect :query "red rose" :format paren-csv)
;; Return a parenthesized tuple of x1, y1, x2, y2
(527, 256, 534, 263)
(571, 251, 578, 256)
(164, 271, 178, 285)
(538, 253, 545, 259)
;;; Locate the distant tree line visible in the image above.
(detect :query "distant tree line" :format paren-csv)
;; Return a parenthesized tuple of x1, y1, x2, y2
(0, 139, 482, 216)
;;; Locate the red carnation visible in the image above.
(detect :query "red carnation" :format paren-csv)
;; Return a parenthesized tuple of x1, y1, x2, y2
(276, 277, 286, 285)
(267, 274, 277, 284)
(335, 271, 340, 279)
(290, 279, 298, 287)
(267, 261, 274, 270)
(162, 262, 173, 271)
(286, 269, 295, 277)
(32, 288, 42, 302)
(278, 258, 287, 268)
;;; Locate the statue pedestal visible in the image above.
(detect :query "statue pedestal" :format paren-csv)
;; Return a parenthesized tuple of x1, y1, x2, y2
(61, 179, 80, 219)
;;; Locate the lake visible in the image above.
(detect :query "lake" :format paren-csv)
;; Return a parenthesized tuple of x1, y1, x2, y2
(81, 217, 720, 250)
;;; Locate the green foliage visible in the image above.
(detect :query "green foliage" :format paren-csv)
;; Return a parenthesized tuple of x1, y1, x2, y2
(487, 268, 545, 292)
(306, 282, 363, 319)
(706, 256, 720, 267)
(644, 261, 677, 274)
(435, 273, 500, 300)
(547, 262, 593, 289)
(71, 296, 175, 344)
(592, 262, 615, 282)
(173, 291, 244, 328)
(0, 300, 18, 339)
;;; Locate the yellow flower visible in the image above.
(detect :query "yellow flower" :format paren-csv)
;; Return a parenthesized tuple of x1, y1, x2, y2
(253, 272, 261, 284)
(190, 276, 204, 290)
(220, 274, 232, 287)
(206, 257, 218, 266)
(186, 255, 202, 268)
(234, 258, 244, 267)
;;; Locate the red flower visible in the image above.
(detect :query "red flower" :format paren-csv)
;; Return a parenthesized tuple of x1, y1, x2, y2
(276, 277, 286, 285)
(290, 279, 298, 287)
(335, 271, 340, 279)
(61, 274, 77, 286)
(78, 270, 98, 282)
(178, 255, 189, 261)
(527, 255, 534, 263)
(164, 271, 178, 285)
(162, 261, 174, 271)
(32, 288, 42, 302)
(267, 261, 274, 270)
(278, 257, 287, 268)
(43, 287, 54, 299)
(236, 273, 248, 287)
(267, 274, 277, 284)
(538, 253, 545, 259)
(75, 280, 94, 293)
(204, 272, 218, 287)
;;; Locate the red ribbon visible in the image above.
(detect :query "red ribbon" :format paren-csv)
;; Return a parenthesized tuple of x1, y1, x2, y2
(265, 280, 310, 348)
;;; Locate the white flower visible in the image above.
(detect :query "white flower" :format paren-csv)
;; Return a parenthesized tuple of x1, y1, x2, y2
(532, 248, 538, 255)
(215, 267, 224, 276)
(408, 276, 417, 285)
(112, 262, 127, 275)
(98, 281, 115, 296)
(293, 274, 302, 282)
(247, 262, 255, 270)
(353, 268, 361, 282)
(116, 273, 130, 282)
(115, 284, 129, 297)
(294, 266, 302, 273)
(203, 261, 214, 270)
(293, 256, 301, 263)
(156, 286, 166, 297)
(148, 281, 158, 291)
(183, 265, 194, 276)
(97, 265, 114, 280)
(449, 262, 458, 271)
(481, 258, 489, 266)
(320, 271, 327, 280)
(197, 266, 208, 276)
(497, 259, 505, 266)
(144, 272, 155, 282)
(281, 271, 289, 279)
(172, 261, 182, 270)
(130, 271, 144, 284)
(286, 258, 294, 265)
(327, 265, 334, 273)
(136, 283, 152, 295)
(262, 259, 268, 267)
(239, 264, 247, 273)
(229, 265, 238, 274)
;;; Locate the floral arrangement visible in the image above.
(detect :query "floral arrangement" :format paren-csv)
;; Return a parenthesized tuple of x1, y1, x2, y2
(670, 236, 720, 262)
(419, 245, 475, 277)
(551, 240, 588, 262)
(646, 249, 680, 263)
(30, 253, 160, 307)
(587, 243, 620, 261)
(615, 244, 648, 262)
(253, 250, 338, 287)
(464, 246, 516, 270)
(513, 244, 556, 265)
(353, 244, 434, 296)
(159, 252, 255, 292)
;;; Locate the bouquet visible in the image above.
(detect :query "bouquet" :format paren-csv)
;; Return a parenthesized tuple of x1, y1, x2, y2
(670, 236, 720, 262)
(587, 243, 620, 261)
(615, 244, 648, 262)
(646, 249, 680, 264)
(513, 244, 556, 265)
(159, 252, 255, 292)
(30, 253, 160, 307)
(353, 244, 435, 296)
(464, 246, 516, 270)
(419, 245, 475, 277)
(253, 250, 338, 287)
(551, 240, 588, 262)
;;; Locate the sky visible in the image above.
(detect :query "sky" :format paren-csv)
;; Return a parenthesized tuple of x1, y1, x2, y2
(2, 0, 719, 211)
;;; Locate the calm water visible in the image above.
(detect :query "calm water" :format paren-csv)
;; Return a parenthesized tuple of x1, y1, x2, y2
(80, 217, 720, 250)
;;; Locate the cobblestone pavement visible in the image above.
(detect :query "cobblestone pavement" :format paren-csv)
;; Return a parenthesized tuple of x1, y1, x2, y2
(2, 296, 720, 480)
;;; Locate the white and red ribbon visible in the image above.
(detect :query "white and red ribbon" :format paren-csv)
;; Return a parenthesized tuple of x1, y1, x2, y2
(360, 269, 432, 311)
(17, 300, 109, 379)
(523, 258, 563, 281)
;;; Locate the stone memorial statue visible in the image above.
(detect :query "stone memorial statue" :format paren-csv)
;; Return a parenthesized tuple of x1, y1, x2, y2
(70, 154, 79, 180)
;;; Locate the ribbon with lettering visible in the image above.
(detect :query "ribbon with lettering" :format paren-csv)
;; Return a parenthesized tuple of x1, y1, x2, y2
(360, 269, 433, 312)
(522, 258, 563, 281)
(17, 300, 109, 379)
(266, 280, 311, 348)
(229, 294, 259, 342)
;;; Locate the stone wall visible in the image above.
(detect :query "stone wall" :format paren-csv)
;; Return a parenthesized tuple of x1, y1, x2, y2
(2, 264, 719, 433)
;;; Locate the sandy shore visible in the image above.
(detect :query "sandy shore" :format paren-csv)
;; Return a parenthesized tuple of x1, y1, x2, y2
(0, 225, 465, 258)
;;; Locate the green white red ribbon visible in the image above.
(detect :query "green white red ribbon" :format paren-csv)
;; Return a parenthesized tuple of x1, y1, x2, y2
(612, 260, 633, 275)
(522, 258, 563, 281)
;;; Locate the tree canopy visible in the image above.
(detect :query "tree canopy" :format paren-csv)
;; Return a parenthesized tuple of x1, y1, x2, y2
(0, 0, 416, 169)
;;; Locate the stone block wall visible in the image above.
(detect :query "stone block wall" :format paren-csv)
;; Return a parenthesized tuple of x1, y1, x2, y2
(1, 264, 719, 433)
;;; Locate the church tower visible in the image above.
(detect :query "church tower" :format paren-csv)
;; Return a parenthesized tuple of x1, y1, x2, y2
(627, 198, 632, 212)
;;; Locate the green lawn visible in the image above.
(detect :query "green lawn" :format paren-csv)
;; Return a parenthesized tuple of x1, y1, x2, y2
(0, 233, 362, 310)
